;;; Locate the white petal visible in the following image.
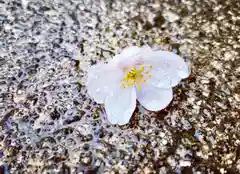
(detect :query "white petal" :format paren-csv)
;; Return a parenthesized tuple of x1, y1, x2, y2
(147, 68, 182, 88)
(86, 61, 106, 83)
(120, 46, 141, 58)
(136, 84, 173, 111)
(143, 50, 190, 88)
(144, 50, 190, 78)
(105, 86, 136, 125)
(114, 46, 141, 67)
(86, 62, 124, 103)
(140, 45, 153, 53)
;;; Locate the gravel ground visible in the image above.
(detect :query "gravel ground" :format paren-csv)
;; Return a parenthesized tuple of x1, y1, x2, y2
(0, 0, 239, 173)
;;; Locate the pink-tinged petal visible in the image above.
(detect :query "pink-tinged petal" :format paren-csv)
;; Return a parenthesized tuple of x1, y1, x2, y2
(140, 45, 153, 53)
(104, 86, 136, 125)
(120, 46, 141, 58)
(86, 62, 124, 104)
(114, 46, 141, 67)
(143, 50, 190, 88)
(147, 68, 182, 88)
(136, 84, 173, 111)
(145, 50, 190, 78)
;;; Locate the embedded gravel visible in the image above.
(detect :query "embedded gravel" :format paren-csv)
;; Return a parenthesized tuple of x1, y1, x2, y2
(0, 0, 239, 174)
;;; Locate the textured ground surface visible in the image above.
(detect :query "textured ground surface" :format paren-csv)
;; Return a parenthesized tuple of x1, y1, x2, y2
(0, 0, 239, 173)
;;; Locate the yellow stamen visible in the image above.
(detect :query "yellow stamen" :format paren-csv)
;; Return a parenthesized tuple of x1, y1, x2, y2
(121, 64, 153, 89)
(137, 85, 142, 90)
(121, 82, 126, 88)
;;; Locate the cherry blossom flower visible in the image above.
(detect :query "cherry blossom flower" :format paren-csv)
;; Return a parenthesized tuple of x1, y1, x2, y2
(86, 45, 190, 125)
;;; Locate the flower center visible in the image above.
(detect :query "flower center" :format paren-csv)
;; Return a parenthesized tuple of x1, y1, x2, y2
(121, 65, 152, 90)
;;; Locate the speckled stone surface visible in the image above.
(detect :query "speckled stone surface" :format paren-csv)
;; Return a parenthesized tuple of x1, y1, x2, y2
(0, 0, 239, 174)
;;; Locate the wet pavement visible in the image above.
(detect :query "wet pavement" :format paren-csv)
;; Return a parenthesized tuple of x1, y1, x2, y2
(0, 0, 239, 173)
